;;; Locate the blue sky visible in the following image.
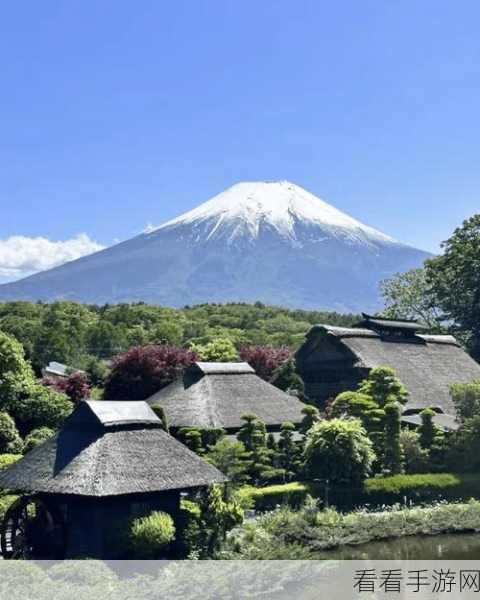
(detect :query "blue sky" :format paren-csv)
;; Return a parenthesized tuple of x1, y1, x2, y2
(1, 1, 479, 281)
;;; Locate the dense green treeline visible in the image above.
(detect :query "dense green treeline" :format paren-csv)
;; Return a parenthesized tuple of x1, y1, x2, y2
(0, 301, 358, 373)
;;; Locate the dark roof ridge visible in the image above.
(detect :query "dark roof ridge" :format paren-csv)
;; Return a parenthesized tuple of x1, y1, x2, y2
(309, 324, 460, 346)
(361, 312, 421, 324)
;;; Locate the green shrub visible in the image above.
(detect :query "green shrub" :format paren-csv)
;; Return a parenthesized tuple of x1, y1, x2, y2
(0, 412, 23, 454)
(130, 511, 176, 559)
(11, 385, 72, 434)
(0, 453, 21, 471)
(0, 494, 17, 521)
(364, 473, 480, 505)
(174, 499, 202, 557)
(23, 427, 55, 453)
(237, 482, 308, 511)
(303, 418, 375, 487)
(149, 404, 168, 431)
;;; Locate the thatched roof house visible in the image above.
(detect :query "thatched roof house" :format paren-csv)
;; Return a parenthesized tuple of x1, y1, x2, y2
(147, 362, 306, 432)
(0, 401, 226, 559)
(296, 314, 480, 416)
(0, 401, 226, 497)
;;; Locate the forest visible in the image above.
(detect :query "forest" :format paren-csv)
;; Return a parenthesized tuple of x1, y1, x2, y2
(0, 300, 358, 375)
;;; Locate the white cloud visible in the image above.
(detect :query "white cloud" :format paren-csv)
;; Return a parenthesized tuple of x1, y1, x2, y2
(0, 233, 105, 282)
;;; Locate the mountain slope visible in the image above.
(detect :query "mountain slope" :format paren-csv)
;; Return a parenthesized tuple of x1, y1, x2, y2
(0, 181, 431, 311)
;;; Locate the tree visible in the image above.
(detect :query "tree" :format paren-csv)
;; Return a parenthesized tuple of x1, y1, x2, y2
(0, 331, 35, 411)
(278, 422, 299, 480)
(200, 428, 225, 448)
(0, 412, 23, 454)
(11, 385, 73, 435)
(303, 418, 375, 487)
(270, 360, 305, 398)
(358, 366, 408, 407)
(425, 214, 480, 359)
(418, 408, 438, 449)
(178, 428, 204, 454)
(104, 345, 197, 400)
(238, 345, 292, 381)
(43, 372, 91, 404)
(331, 391, 385, 432)
(150, 321, 184, 346)
(299, 405, 320, 434)
(450, 381, 480, 422)
(237, 414, 265, 451)
(380, 268, 441, 328)
(84, 356, 109, 387)
(205, 439, 249, 484)
(446, 416, 480, 472)
(383, 402, 403, 474)
(86, 321, 127, 359)
(190, 338, 239, 362)
(331, 391, 385, 465)
(198, 484, 243, 556)
(399, 430, 430, 474)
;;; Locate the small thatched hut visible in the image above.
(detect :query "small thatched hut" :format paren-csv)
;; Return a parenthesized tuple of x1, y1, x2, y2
(0, 400, 226, 559)
(147, 362, 306, 433)
(296, 314, 480, 419)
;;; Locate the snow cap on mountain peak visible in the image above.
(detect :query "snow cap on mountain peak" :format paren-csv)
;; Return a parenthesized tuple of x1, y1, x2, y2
(156, 180, 396, 245)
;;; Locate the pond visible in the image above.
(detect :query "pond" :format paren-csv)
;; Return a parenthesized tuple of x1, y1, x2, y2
(317, 532, 480, 560)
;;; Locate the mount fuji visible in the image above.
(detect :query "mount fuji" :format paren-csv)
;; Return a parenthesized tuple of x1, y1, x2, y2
(0, 181, 431, 311)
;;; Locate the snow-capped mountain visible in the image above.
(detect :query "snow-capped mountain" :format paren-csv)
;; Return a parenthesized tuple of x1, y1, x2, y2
(0, 181, 431, 311)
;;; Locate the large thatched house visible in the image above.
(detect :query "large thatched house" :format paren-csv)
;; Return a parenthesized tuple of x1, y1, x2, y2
(296, 314, 480, 422)
(0, 400, 226, 559)
(147, 362, 306, 433)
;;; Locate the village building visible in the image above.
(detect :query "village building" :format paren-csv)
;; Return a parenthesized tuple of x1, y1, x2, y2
(0, 400, 226, 559)
(146, 361, 306, 435)
(295, 314, 480, 429)
(42, 361, 85, 381)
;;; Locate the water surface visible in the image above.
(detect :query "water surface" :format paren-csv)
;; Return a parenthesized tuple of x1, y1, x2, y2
(318, 532, 480, 560)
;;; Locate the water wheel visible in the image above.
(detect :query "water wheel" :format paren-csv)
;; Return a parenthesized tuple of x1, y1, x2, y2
(0, 495, 66, 559)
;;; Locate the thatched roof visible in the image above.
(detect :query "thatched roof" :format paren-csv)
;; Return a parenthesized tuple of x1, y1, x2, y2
(401, 412, 460, 432)
(0, 401, 226, 497)
(147, 362, 305, 431)
(299, 323, 480, 414)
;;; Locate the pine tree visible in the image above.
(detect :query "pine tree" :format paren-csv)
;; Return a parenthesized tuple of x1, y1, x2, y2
(419, 408, 437, 449)
(299, 405, 320, 434)
(278, 421, 300, 480)
(383, 402, 403, 474)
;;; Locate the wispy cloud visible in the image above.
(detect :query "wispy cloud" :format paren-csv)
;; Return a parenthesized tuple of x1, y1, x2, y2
(0, 233, 105, 283)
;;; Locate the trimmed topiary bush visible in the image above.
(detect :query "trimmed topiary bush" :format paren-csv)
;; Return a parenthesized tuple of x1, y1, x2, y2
(130, 511, 176, 559)
(236, 482, 309, 511)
